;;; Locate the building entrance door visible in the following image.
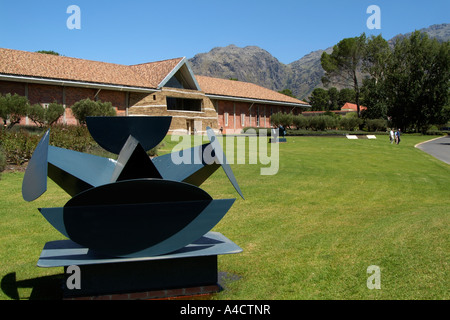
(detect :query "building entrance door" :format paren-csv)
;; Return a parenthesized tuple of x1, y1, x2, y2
(186, 119, 194, 135)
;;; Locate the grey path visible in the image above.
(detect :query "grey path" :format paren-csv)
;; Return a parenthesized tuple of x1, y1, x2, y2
(415, 136, 450, 165)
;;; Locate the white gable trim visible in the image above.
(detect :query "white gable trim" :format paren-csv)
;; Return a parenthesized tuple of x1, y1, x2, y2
(157, 57, 201, 91)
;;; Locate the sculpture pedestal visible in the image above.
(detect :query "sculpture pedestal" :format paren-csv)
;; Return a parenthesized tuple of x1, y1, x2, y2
(37, 232, 242, 299)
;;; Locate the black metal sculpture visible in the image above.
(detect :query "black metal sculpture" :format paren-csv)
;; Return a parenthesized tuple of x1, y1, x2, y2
(22, 116, 243, 259)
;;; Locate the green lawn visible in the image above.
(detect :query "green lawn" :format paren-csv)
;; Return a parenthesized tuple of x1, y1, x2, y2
(0, 134, 448, 300)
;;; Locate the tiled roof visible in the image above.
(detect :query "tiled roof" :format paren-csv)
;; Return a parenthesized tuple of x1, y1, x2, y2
(0, 48, 309, 106)
(196, 75, 308, 106)
(341, 102, 367, 111)
(129, 59, 184, 88)
(0, 48, 182, 88)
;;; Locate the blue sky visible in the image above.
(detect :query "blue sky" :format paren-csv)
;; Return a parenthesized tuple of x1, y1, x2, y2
(0, 0, 448, 65)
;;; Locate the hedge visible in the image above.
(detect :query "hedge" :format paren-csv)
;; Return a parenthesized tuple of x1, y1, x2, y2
(0, 125, 162, 167)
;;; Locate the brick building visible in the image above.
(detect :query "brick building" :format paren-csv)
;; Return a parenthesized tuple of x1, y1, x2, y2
(0, 48, 310, 134)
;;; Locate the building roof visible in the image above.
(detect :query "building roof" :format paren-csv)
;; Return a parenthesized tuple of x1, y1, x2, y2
(0, 47, 309, 106)
(129, 58, 186, 88)
(341, 102, 367, 111)
(196, 76, 309, 107)
(0, 48, 182, 89)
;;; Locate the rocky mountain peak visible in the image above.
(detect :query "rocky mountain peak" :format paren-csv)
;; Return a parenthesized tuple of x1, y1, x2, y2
(189, 23, 449, 99)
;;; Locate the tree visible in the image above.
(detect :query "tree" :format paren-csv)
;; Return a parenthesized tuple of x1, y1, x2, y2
(36, 50, 60, 56)
(0, 93, 29, 129)
(362, 35, 390, 84)
(338, 88, 356, 107)
(327, 87, 339, 110)
(27, 104, 45, 126)
(71, 98, 117, 125)
(321, 34, 366, 117)
(360, 35, 391, 120)
(309, 88, 329, 111)
(360, 77, 388, 119)
(384, 32, 450, 132)
(28, 102, 65, 127)
(278, 89, 296, 98)
(46, 102, 65, 125)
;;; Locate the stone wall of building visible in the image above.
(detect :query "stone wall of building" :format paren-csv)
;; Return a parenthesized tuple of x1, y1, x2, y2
(128, 88, 218, 135)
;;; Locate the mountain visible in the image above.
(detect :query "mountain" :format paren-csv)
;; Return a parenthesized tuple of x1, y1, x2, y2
(286, 47, 333, 98)
(189, 45, 292, 92)
(189, 24, 450, 100)
(389, 23, 450, 45)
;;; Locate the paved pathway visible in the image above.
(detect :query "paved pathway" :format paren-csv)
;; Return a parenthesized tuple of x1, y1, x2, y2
(415, 136, 450, 164)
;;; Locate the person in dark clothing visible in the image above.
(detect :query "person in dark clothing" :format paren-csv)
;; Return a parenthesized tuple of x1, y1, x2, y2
(396, 129, 401, 144)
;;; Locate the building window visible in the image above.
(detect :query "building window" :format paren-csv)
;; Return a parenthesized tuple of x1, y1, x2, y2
(224, 112, 229, 127)
(241, 113, 245, 127)
(166, 97, 202, 112)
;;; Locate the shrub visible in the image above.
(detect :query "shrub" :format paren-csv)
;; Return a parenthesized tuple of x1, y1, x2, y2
(323, 115, 339, 129)
(71, 98, 117, 125)
(307, 115, 338, 131)
(0, 129, 41, 165)
(49, 125, 97, 153)
(340, 114, 363, 131)
(270, 112, 281, 127)
(279, 113, 294, 128)
(270, 112, 294, 128)
(293, 115, 307, 129)
(366, 118, 387, 132)
(0, 147, 6, 172)
(308, 116, 322, 131)
(96, 101, 116, 117)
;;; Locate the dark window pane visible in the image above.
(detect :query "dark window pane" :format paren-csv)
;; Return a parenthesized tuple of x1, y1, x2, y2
(166, 97, 202, 112)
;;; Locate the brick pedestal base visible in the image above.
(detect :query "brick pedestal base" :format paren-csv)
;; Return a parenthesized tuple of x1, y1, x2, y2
(64, 284, 221, 300)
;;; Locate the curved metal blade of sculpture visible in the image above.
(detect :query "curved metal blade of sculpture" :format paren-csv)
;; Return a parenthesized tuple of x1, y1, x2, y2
(85, 116, 173, 155)
(151, 126, 244, 199)
(22, 116, 243, 258)
(39, 179, 235, 257)
(22, 129, 50, 202)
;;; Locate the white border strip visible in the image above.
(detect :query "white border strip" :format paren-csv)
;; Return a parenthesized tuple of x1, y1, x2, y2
(414, 136, 446, 148)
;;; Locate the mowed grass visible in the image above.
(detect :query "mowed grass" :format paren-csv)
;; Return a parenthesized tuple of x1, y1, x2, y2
(0, 134, 448, 300)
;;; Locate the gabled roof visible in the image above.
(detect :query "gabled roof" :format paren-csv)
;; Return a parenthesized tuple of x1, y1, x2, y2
(196, 76, 309, 107)
(0, 48, 182, 90)
(0, 48, 309, 107)
(130, 57, 200, 89)
(155, 58, 201, 90)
